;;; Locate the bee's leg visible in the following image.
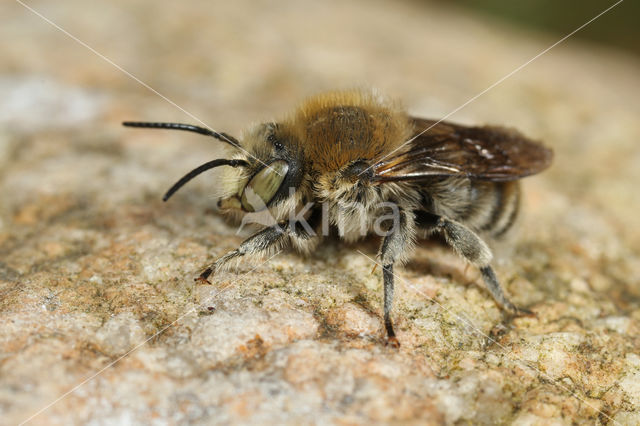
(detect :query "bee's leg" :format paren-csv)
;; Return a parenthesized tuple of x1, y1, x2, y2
(382, 264, 398, 347)
(197, 224, 286, 282)
(379, 207, 415, 347)
(432, 216, 525, 314)
(198, 207, 323, 282)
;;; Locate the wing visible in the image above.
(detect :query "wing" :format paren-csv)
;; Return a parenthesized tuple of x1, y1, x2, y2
(373, 117, 553, 183)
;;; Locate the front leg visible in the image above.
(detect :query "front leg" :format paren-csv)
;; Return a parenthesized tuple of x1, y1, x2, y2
(199, 207, 323, 281)
(379, 206, 415, 347)
(198, 223, 286, 282)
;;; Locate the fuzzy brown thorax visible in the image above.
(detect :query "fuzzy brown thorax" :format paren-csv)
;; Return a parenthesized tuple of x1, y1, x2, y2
(284, 89, 412, 173)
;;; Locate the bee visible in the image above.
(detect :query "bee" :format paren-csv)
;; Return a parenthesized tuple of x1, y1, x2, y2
(123, 89, 552, 346)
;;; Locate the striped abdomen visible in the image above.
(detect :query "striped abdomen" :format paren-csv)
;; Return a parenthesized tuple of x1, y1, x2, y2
(417, 177, 520, 237)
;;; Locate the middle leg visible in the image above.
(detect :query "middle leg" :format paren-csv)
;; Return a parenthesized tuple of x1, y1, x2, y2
(378, 206, 415, 346)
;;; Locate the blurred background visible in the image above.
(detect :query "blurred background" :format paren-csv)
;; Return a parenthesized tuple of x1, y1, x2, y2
(2, 0, 637, 130)
(449, 0, 638, 56)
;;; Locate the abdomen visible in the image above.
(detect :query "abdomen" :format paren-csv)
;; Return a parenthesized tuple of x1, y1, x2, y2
(417, 177, 520, 237)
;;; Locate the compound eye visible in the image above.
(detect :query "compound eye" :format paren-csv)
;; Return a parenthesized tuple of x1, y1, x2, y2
(240, 160, 289, 212)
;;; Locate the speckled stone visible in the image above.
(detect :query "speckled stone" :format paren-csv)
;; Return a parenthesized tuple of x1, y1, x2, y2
(1, 0, 640, 424)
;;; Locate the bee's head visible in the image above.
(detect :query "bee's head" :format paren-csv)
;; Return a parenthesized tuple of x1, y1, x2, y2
(221, 122, 305, 215)
(122, 121, 303, 215)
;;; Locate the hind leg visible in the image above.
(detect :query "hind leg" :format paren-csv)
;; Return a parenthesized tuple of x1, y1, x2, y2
(417, 211, 527, 314)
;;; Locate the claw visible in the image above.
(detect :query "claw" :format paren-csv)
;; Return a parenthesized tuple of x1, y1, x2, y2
(195, 267, 213, 285)
(195, 267, 214, 284)
(515, 306, 537, 318)
(502, 302, 537, 319)
(194, 276, 211, 285)
(386, 335, 400, 348)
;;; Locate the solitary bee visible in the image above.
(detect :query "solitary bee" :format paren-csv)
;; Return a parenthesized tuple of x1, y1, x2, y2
(124, 89, 552, 346)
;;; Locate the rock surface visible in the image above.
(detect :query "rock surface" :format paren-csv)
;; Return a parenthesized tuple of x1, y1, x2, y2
(1, 0, 639, 424)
